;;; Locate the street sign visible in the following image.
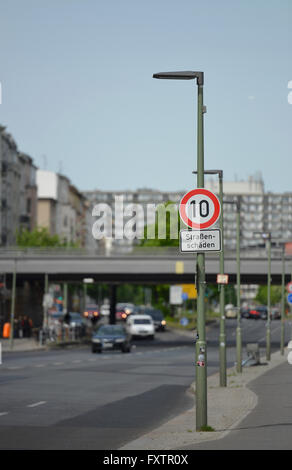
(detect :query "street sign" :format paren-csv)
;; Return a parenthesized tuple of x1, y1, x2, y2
(180, 317, 189, 326)
(181, 284, 197, 299)
(286, 282, 292, 294)
(180, 229, 221, 253)
(179, 188, 221, 229)
(170, 285, 183, 305)
(287, 293, 292, 305)
(217, 274, 229, 285)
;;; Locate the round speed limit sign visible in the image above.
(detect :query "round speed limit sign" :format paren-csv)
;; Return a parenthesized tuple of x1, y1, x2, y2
(179, 188, 221, 229)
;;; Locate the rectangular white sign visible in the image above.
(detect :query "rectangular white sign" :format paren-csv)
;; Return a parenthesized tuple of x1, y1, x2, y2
(169, 285, 183, 305)
(180, 229, 221, 253)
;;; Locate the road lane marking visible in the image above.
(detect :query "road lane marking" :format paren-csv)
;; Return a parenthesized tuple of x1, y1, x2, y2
(34, 364, 46, 368)
(27, 401, 47, 408)
(0, 412, 9, 417)
(72, 360, 82, 363)
(53, 362, 64, 365)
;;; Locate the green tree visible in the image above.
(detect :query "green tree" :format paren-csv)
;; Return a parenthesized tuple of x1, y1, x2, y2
(255, 285, 282, 306)
(140, 201, 182, 247)
(16, 227, 79, 248)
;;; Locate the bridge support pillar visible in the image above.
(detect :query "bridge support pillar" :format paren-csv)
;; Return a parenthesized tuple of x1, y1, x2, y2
(109, 285, 117, 325)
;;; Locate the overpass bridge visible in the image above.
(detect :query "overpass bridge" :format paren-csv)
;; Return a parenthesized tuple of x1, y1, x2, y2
(0, 247, 291, 285)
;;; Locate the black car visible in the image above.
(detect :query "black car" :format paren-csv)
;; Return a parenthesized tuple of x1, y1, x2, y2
(139, 308, 166, 331)
(91, 325, 131, 353)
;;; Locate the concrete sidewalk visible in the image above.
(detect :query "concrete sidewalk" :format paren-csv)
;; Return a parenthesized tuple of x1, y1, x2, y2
(120, 343, 287, 450)
(1, 338, 46, 352)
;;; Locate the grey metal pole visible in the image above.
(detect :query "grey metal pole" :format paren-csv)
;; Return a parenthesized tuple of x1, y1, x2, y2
(63, 283, 68, 314)
(266, 236, 271, 361)
(196, 77, 207, 431)
(43, 273, 49, 329)
(236, 199, 242, 372)
(218, 171, 226, 387)
(280, 244, 285, 355)
(9, 260, 17, 350)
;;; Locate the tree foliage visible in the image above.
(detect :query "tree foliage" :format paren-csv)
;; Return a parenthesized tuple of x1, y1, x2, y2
(140, 201, 181, 247)
(255, 285, 282, 306)
(16, 227, 79, 248)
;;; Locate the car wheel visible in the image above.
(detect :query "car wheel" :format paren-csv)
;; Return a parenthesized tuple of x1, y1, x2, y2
(149, 335, 154, 340)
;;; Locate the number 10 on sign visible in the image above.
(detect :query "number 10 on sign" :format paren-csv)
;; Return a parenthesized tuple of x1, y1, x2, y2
(179, 188, 221, 229)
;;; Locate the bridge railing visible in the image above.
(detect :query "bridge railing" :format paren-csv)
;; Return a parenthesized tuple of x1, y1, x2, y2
(0, 245, 283, 259)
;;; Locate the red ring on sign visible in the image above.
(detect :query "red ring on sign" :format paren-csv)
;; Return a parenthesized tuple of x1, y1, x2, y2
(179, 188, 221, 229)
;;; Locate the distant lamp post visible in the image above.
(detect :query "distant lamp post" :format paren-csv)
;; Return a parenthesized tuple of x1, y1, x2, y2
(153, 70, 207, 431)
(225, 198, 242, 372)
(254, 231, 271, 360)
(192, 169, 227, 386)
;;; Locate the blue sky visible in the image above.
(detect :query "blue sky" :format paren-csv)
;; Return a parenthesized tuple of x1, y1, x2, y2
(0, 0, 291, 193)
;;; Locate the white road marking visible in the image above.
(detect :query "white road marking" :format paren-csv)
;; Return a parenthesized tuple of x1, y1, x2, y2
(72, 360, 82, 363)
(0, 412, 9, 417)
(27, 401, 47, 408)
(53, 362, 64, 365)
(34, 364, 46, 368)
(7, 366, 22, 370)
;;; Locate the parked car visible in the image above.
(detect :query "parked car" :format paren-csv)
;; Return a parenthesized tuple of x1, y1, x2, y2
(249, 306, 268, 320)
(142, 308, 166, 331)
(225, 304, 237, 319)
(241, 308, 251, 319)
(91, 324, 131, 353)
(271, 308, 281, 320)
(126, 314, 155, 339)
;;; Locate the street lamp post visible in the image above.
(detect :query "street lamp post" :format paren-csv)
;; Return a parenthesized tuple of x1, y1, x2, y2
(193, 169, 227, 386)
(153, 70, 207, 430)
(225, 198, 242, 373)
(281, 244, 285, 355)
(9, 259, 17, 350)
(254, 231, 271, 361)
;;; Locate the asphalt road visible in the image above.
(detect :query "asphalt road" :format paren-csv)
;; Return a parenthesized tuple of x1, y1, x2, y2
(0, 318, 288, 449)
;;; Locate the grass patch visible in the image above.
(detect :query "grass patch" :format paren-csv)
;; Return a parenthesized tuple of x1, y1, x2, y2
(199, 425, 215, 432)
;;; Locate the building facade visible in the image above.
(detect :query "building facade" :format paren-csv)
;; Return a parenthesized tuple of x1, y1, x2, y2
(0, 126, 37, 246)
(37, 170, 88, 247)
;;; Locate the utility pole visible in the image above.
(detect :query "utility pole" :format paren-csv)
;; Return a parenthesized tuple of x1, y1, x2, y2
(280, 244, 285, 355)
(266, 234, 271, 361)
(225, 198, 242, 372)
(153, 69, 207, 430)
(9, 260, 17, 350)
(236, 198, 242, 372)
(218, 171, 226, 385)
(195, 75, 207, 430)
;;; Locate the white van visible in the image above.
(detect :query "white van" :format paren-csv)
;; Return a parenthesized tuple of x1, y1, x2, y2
(126, 314, 155, 339)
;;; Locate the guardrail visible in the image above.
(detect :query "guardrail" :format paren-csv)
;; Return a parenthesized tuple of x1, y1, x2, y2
(0, 245, 283, 259)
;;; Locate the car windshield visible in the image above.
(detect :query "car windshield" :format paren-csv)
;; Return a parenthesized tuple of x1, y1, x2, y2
(133, 319, 151, 325)
(97, 326, 125, 335)
(145, 309, 163, 320)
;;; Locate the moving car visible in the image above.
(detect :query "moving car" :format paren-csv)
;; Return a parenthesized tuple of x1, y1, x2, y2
(142, 308, 166, 331)
(126, 314, 155, 339)
(248, 306, 268, 320)
(91, 324, 131, 353)
(83, 304, 99, 321)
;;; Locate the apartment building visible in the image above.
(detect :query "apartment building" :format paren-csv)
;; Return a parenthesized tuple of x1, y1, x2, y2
(84, 174, 292, 253)
(37, 170, 88, 246)
(0, 126, 37, 246)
